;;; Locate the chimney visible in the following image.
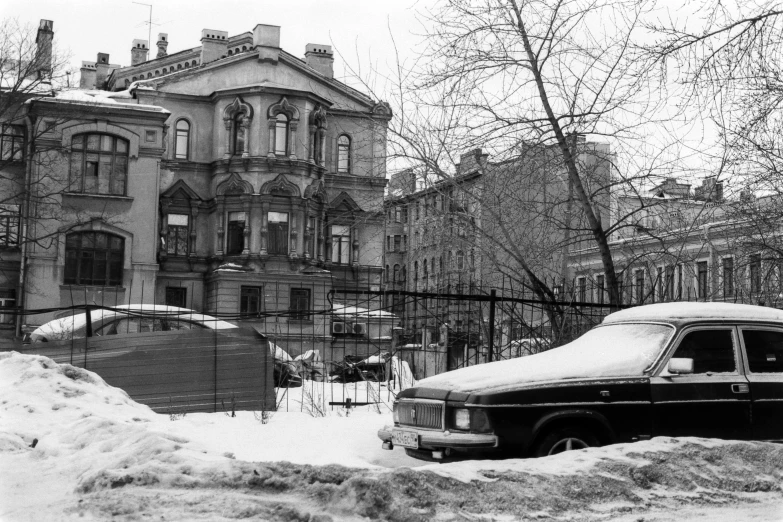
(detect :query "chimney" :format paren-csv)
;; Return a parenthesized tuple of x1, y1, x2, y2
(457, 148, 488, 175)
(305, 44, 333, 78)
(95, 53, 110, 88)
(79, 61, 97, 89)
(35, 19, 54, 78)
(156, 33, 168, 58)
(200, 29, 228, 64)
(253, 24, 280, 64)
(131, 39, 149, 66)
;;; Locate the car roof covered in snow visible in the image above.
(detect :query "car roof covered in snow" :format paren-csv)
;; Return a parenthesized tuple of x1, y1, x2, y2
(603, 302, 783, 325)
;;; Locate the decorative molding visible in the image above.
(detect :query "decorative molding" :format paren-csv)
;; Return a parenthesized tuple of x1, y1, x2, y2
(267, 97, 300, 121)
(304, 179, 327, 202)
(309, 104, 328, 129)
(61, 122, 141, 159)
(260, 173, 301, 197)
(329, 191, 362, 213)
(160, 179, 202, 201)
(216, 172, 253, 196)
(221, 96, 254, 120)
(371, 101, 393, 119)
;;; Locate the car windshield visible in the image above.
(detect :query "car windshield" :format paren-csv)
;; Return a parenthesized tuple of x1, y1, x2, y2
(420, 323, 674, 392)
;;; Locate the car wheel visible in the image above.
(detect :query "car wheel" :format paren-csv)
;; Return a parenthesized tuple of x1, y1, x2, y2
(533, 427, 598, 457)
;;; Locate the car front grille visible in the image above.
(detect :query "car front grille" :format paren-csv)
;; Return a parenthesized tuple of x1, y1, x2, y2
(397, 400, 443, 430)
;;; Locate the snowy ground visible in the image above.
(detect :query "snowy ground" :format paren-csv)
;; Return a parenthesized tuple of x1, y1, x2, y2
(1, 351, 782, 521)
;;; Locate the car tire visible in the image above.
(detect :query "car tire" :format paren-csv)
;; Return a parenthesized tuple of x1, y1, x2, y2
(533, 427, 598, 457)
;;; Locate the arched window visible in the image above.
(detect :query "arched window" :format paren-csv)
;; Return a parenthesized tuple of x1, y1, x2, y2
(414, 261, 418, 280)
(132, 76, 137, 81)
(155, 70, 160, 75)
(177, 64, 182, 70)
(124, 79, 130, 87)
(227, 50, 233, 56)
(69, 133, 129, 195)
(274, 113, 288, 155)
(401, 266, 407, 282)
(174, 119, 190, 160)
(233, 113, 245, 155)
(64, 231, 124, 286)
(242, 45, 247, 51)
(162, 68, 167, 74)
(147, 72, 152, 78)
(337, 135, 351, 173)
(393, 264, 400, 283)
(456, 250, 465, 270)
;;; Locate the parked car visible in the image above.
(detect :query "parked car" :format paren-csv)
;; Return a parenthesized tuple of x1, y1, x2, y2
(29, 304, 236, 342)
(378, 302, 783, 461)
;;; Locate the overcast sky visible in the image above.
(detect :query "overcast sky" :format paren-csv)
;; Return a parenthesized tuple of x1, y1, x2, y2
(4, 0, 426, 96)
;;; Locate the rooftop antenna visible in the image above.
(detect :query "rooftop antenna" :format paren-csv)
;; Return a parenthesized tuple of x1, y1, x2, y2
(132, 1, 153, 49)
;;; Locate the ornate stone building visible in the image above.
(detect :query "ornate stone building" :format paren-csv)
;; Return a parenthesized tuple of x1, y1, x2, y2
(2, 21, 392, 345)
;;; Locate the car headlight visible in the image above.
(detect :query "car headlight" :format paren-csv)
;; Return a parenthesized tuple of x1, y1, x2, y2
(452, 408, 471, 430)
(392, 402, 399, 424)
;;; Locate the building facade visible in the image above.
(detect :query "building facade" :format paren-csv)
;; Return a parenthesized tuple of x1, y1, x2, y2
(1, 21, 393, 351)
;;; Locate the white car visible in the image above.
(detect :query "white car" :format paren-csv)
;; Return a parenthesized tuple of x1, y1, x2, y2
(29, 304, 236, 342)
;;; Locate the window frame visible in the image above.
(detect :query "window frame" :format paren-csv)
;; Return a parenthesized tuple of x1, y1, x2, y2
(274, 113, 289, 156)
(174, 119, 190, 160)
(240, 286, 263, 317)
(1, 124, 25, 162)
(337, 134, 351, 173)
(289, 288, 311, 320)
(0, 204, 20, 247)
(268, 211, 290, 255)
(330, 224, 351, 264)
(69, 133, 129, 196)
(166, 213, 190, 257)
(64, 231, 124, 286)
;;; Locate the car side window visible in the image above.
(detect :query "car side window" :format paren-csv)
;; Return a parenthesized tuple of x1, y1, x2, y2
(670, 329, 736, 374)
(165, 319, 207, 331)
(741, 329, 783, 373)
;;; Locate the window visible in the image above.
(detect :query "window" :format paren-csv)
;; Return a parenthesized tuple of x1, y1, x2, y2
(742, 329, 783, 373)
(1, 124, 24, 161)
(657, 266, 664, 301)
(385, 264, 389, 283)
(165, 287, 187, 308)
(697, 261, 708, 299)
(456, 250, 465, 270)
(0, 204, 19, 247)
(393, 264, 400, 283)
(331, 224, 350, 264)
(722, 257, 734, 297)
(577, 277, 586, 302)
(289, 288, 310, 320)
(69, 134, 129, 195)
(414, 261, 418, 281)
(596, 274, 605, 304)
(0, 289, 15, 325)
(394, 235, 401, 252)
(274, 114, 288, 155)
(750, 254, 761, 294)
(268, 212, 289, 255)
(64, 232, 124, 286)
(226, 211, 246, 255)
(166, 214, 189, 256)
(403, 235, 407, 252)
(240, 286, 262, 316)
(174, 119, 190, 159)
(307, 216, 317, 257)
(665, 265, 674, 301)
(337, 135, 351, 173)
(670, 329, 736, 374)
(395, 206, 402, 223)
(635, 269, 644, 304)
(233, 113, 245, 155)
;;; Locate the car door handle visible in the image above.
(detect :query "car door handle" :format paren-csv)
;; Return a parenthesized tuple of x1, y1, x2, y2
(731, 384, 750, 394)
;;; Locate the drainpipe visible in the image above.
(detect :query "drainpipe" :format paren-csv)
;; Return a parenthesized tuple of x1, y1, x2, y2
(15, 112, 37, 338)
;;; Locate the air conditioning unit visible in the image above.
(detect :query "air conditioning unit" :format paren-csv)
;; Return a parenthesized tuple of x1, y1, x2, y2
(352, 323, 368, 336)
(332, 321, 347, 334)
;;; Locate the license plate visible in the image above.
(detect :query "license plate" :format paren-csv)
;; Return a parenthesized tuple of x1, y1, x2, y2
(392, 428, 419, 449)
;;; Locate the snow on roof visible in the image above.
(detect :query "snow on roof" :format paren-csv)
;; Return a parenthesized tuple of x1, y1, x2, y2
(331, 303, 397, 319)
(604, 302, 783, 324)
(33, 88, 169, 113)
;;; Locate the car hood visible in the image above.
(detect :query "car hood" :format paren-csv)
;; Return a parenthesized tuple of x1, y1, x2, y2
(416, 325, 673, 393)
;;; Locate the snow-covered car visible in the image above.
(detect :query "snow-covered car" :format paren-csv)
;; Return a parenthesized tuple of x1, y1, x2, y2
(29, 304, 236, 342)
(379, 302, 783, 461)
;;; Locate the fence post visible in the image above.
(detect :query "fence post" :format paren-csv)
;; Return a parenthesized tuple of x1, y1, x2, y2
(488, 289, 496, 363)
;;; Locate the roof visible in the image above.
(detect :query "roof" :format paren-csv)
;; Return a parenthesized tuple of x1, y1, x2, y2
(32, 88, 169, 115)
(603, 302, 783, 324)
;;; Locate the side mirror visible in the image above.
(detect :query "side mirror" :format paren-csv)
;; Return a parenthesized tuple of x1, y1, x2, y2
(668, 358, 694, 375)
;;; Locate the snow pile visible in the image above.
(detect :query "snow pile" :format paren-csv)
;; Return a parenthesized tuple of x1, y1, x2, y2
(2, 351, 782, 521)
(420, 323, 673, 392)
